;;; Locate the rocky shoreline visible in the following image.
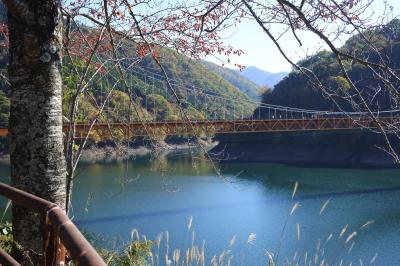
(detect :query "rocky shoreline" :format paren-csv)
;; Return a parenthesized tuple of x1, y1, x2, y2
(0, 138, 217, 164)
(79, 140, 217, 163)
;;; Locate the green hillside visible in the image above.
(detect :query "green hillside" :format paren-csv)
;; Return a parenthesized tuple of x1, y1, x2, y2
(132, 48, 255, 119)
(0, 46, 255, 128)
(201, 61, 261, 100)
(212, 19, 400, 167)
(259, 19, 400, 113)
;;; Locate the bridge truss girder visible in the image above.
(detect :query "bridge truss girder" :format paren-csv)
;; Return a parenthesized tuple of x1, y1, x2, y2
(65, 117, 397, 141)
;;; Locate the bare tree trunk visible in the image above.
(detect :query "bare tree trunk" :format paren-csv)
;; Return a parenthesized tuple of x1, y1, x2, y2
(5, 0, 66, 263)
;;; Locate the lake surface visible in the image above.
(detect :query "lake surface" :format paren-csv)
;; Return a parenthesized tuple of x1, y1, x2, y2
(2, 153, 400, 265)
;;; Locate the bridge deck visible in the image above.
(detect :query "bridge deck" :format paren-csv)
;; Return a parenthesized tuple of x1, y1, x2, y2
(0, 117, 396, 139)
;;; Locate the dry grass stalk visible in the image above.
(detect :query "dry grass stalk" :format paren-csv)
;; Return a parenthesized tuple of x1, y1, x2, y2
(186, 249, 190, 265)
(316, 238, 321, 252)
(346, 232, 358, 243)
(348, 242, 355, 254)
(165, 230, 170, 258)
(227, 255, 233, 266)
(211, 255, 217, 266)
(165, 253, 171, 266)
(292, 251, 298, 262)
(131, 229, 139, 241)
(296, 223, 301, 241)
(326, 233, 333, 243)
(290, 202, 301, 215)
(339, 224, 349, 239)
(265, 250, 275, 266)
(247, 233, 256, 244)
(228, 235, 236, 247)
(304, 251, 308, 266)
(109, 199, 375, 266)
(370, 253, 378, 264)
(200, 240, 205, 265)
(319, 199, 330, 215)
(173, 249, 180, 265)
(187, 216, 193, 231)
(361, 220, 374, 229)
(155, 232, 163, 250)
(292, 181, 299, 199)
(314, 253, 318, 264)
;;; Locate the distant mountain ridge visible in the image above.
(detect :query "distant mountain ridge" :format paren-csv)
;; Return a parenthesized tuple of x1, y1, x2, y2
(202, 61, 261, 100)
(238, 66, 288, 89)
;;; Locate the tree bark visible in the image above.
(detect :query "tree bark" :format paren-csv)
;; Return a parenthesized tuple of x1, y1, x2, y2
(5, 0, 65, 263)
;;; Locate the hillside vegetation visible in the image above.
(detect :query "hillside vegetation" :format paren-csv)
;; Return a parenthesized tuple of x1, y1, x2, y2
(259, 20, 400, 112)
(0, 46, 255, 129)
(202, 61, 261, 100)
(212, 19, 400, 167)
(133, 48, 256, 120)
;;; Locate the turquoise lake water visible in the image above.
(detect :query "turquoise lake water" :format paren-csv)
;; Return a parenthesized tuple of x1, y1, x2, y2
(1, 153, 400, 265)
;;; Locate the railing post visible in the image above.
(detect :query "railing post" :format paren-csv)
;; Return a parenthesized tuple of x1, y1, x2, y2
(43, 210, 67, 266)
(43, 213, 56, 266)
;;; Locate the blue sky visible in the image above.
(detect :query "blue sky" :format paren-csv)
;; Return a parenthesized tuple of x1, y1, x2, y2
(206, 0, 400, 73)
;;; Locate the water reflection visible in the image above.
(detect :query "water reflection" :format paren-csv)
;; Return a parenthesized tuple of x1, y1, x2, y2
(221, 162, 400, 194)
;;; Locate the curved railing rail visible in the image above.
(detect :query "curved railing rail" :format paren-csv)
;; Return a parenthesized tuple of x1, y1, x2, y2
(0, 182, 106, 266)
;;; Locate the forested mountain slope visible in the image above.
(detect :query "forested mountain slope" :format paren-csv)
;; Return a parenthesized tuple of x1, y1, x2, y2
(133, 48, 255, 119)
(202, 61, 261, 100)
(0, 45, 255, 128)
(211, 19, 400, 167)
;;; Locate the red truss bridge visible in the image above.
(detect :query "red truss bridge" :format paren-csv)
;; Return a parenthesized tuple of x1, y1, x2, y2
(0, 65, 398, 139)
(0, 116, 398, 139)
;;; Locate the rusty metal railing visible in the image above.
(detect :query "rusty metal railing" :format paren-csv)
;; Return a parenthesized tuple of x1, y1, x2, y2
(0, 182, 106, 265)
